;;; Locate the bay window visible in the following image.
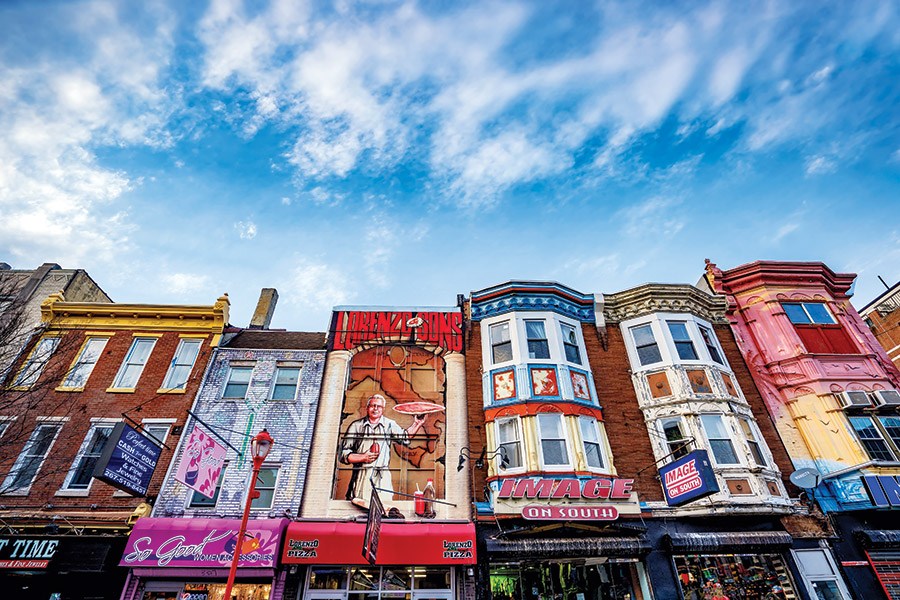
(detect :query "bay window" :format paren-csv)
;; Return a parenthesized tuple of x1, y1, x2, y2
(667, 322, 699, 360)
(783, 302, 856, 354)
(630, 324, 662, 365)
(740, 418, 768, 467)
(700, 414, 740, 465)
(496, 417, 523, 469)
(525, 321, 550, 359)
(578, 416, 605, 469)
(536, 413, 570, 467)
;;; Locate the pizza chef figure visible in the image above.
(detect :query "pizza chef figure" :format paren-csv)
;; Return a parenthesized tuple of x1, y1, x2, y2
(340, 394, 426, 509)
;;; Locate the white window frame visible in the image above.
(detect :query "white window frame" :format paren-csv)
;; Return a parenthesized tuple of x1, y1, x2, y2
(791, 548, 852, 600)
(667, 321, 700, 361)
(271, 365, 302, 400)
(739, 418, 769, 468)
(249, 465, 279, 510)
(495, 416, 524, 472)
(629, 323, 663, 366)
(524, 320, 551, 360)
(12, 336, 60, 388)
(658, 417, 691, 460)
(848, 415, 899, 462)
(1, 421, 64, 494)
(111, 337, 158, 389)
(560, 322, 583, 365)
(61, 418, 120, 492)
(697, 324, 725, 365)
(622, 313, 731, 370)
(61, 336, 109, 389)
(699, 414, 741, 466)
(161, 338, 202, 390)
(0, 417, 13, 440)
(489, 321, 514, 365)
(223, 365, 254, 399)
(535, 412, 573, 471)
(578, 416, 606, 472)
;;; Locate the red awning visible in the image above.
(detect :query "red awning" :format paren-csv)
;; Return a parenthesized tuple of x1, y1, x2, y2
(282, 521, 476, 565)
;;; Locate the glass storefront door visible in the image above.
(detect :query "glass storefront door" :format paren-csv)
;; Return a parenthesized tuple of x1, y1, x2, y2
(306, 566, 454, 600)
(489, 560, 650, 600)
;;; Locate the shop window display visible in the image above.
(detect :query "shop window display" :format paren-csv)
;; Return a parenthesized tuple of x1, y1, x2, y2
(674, 554, 797, 600)
(489, 561, 649, 600)
(306, 566, 452, 600)
(142, 583, 271, 600)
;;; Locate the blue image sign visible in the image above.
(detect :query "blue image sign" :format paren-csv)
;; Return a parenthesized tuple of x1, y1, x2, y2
(93, 422, 162, 497)
(658, 449, 719, 506)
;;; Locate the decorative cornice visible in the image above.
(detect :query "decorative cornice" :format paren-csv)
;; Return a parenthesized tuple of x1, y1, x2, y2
(470, 281, 595, 322)
(706, 259, 857, 300)
(39, 292, 230, 332)
(602, 284, 728, 324)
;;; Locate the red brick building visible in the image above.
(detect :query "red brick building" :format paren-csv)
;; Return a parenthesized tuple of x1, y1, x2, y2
(0, 292, 228, 600)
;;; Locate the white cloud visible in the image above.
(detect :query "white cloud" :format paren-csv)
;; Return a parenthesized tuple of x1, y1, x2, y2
(284, 257, 353, 311)
(617, 196, 686, 238)
(162, 272, 212, 294)
(235, 220, 258, 239)
(771, 222, 800, 243)
(805, 155, 837, 176)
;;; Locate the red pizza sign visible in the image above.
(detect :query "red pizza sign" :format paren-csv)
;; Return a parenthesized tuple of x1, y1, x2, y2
(330, 311, 463, 352)
(497, 477, 634, 500)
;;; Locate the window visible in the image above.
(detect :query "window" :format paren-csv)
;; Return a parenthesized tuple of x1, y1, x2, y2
(849, 416, 897, 461)
(660, 417, 690, 460)
(161, 339, 202, 390)
(524, 321, 550, 359)
(700, 415, 739, 465)
(2, 423, 61, 491)
(251, 467, 278, 509)
(579, 416, 604, 469)
(64, 423, 115, 490)
(189, 464, 226, 508)
(223, 366, 253, 398)
(496, 417, 523, 469)
(668, 322, 699, 360)
(490, 322, 512, 363)
(740, 419, 768, 467)
(12, 337, 60, 388)
(111, 337, 157, 388)
(561, 323, 582, 364)
(783, 302, 856, 354)
(879, 416, 900, 450)
(698, 325, 724, 364)
(536, 413, 569, 467)
(793, 549, 851, 600)
(783, 303, 836, 325)
(61, 337, 108, 389)
(272, 367, 301, 400)
(631, 324, 662, 365)
(143, 424, 170, 447)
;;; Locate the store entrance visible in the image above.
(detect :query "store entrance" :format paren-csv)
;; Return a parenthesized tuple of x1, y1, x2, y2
(489, 560, 650, 600)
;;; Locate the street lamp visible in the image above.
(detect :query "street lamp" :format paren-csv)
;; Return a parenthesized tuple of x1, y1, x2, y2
(223, 428, 274, 600)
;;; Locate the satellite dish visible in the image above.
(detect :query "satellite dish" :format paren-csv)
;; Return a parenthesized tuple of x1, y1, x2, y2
(789, 468, 821, 489)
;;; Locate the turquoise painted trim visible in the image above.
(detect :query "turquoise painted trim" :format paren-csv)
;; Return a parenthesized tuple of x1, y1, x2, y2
(471, 294, 595, 322)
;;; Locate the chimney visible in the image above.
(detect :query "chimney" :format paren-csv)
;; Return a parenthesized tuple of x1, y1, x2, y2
(249, 288, 278, 329)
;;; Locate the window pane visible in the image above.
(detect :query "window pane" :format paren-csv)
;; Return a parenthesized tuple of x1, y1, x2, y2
(632, 324, 656, 346)
(700, 415, 728, 438)
(699, 326, 724, 364)
(524, 321, 550, 359)
(163, 339, 201, 388)
(309, 567, 348, 590)
(541, 440, 568, 465)
(579, 417, 599, 443)
(879, 417, 900, 448)
(131, 339, 155, 363)
(525, 321, 546, 339)
(498, 419, 518, 444)
(783, 303, 811, 324)
(632, 325, 662, 365)
(636, 344, 662, 365)
(69, 426, 113, 489)
(7, 425, 59, 489)
(850, 417, 896, 461)
(492, 342, 512, 363)
(14, 337, 60, 387)
(562, 324, 582, 364)
(500, 442, 522, 469)
(804, 303, 835, 324)
(350, 567, 381, 591)
(709, 439, 739, 464)
(272, 367, 300, 400)
(64, 338, 107, 387)
(414, 567, 451, 589)
(538, 413, 564, 437)
(669, 322, 698, 360)
(256, 468, 277, 487)
(224, 367, 252, 398)
(490, 322, 510, 343)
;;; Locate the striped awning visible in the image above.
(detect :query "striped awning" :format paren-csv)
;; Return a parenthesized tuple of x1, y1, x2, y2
(857, 529, 900, 548)
(486, 536, 650, 558)
(667, 531, 793, 552)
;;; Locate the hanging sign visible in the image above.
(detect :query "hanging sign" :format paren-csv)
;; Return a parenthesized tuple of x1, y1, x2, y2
(658, 449, 719, 506)
(174, 426, 227, 500)
(362, 489, 385, 565)
(92, 422, 162, 497)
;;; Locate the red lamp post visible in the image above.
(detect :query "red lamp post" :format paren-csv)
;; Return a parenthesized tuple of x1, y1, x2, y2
(223, 428, 274, 600)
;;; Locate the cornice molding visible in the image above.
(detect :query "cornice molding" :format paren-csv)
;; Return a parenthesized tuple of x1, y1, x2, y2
(706, 259, 857, 299)
(40, 292, 230, 332)
(470, 281, 595, 322)
(602, 283, 728, 323)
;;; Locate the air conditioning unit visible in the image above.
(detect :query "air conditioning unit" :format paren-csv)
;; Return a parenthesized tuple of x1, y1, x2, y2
(874, 390, 900, 407)
(838, 391, 873, 409)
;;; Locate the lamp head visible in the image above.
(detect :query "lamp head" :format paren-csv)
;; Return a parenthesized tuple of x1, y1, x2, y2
(251, 428, 274, 462)
(456, 454, 466, 472)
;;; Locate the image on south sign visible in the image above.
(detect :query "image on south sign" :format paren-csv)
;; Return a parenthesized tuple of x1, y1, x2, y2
(393, 402, 445, 415)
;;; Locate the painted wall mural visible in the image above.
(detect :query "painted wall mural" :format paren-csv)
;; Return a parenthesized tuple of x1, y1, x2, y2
(333, 345, 447, 509)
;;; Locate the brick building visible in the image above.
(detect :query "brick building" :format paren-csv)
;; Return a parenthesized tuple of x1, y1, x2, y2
(859, 281, 900, 372)
(704, 260, 900, 599)
(118, 289, 327, 600)
(0, 291, 228, 600)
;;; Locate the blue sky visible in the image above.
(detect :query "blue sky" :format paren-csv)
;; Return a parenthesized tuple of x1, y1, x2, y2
(1, 0, 898, 331)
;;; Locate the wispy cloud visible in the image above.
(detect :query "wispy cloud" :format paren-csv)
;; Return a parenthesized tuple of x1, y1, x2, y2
(162, 272, 211, 295)
(235, 220, 258, 240)
(617, 196, 686, 238)
(284, 257, 353, 311)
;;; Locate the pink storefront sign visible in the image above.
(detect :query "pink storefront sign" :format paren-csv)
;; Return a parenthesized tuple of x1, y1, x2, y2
(174, 426, 226, 499)
(120, 518, 287, 568)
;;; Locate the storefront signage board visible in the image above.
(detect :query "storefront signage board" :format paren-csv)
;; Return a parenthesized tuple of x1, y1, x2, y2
(174, 426, 227, 500)
(658, 449, 719, 506)
(120, 518, 287, 568)
(283, 521, 476, 565)
(522, 505, 619, 520)
(93, 422, 162, 497)
(0, 536, 60, 569)
(330, 309, 463, 352)
(497, 477, 634, 499)
(862, 475, 900, 508)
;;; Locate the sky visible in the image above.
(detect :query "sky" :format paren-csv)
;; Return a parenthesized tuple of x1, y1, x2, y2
(1, 0, 898, 332)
